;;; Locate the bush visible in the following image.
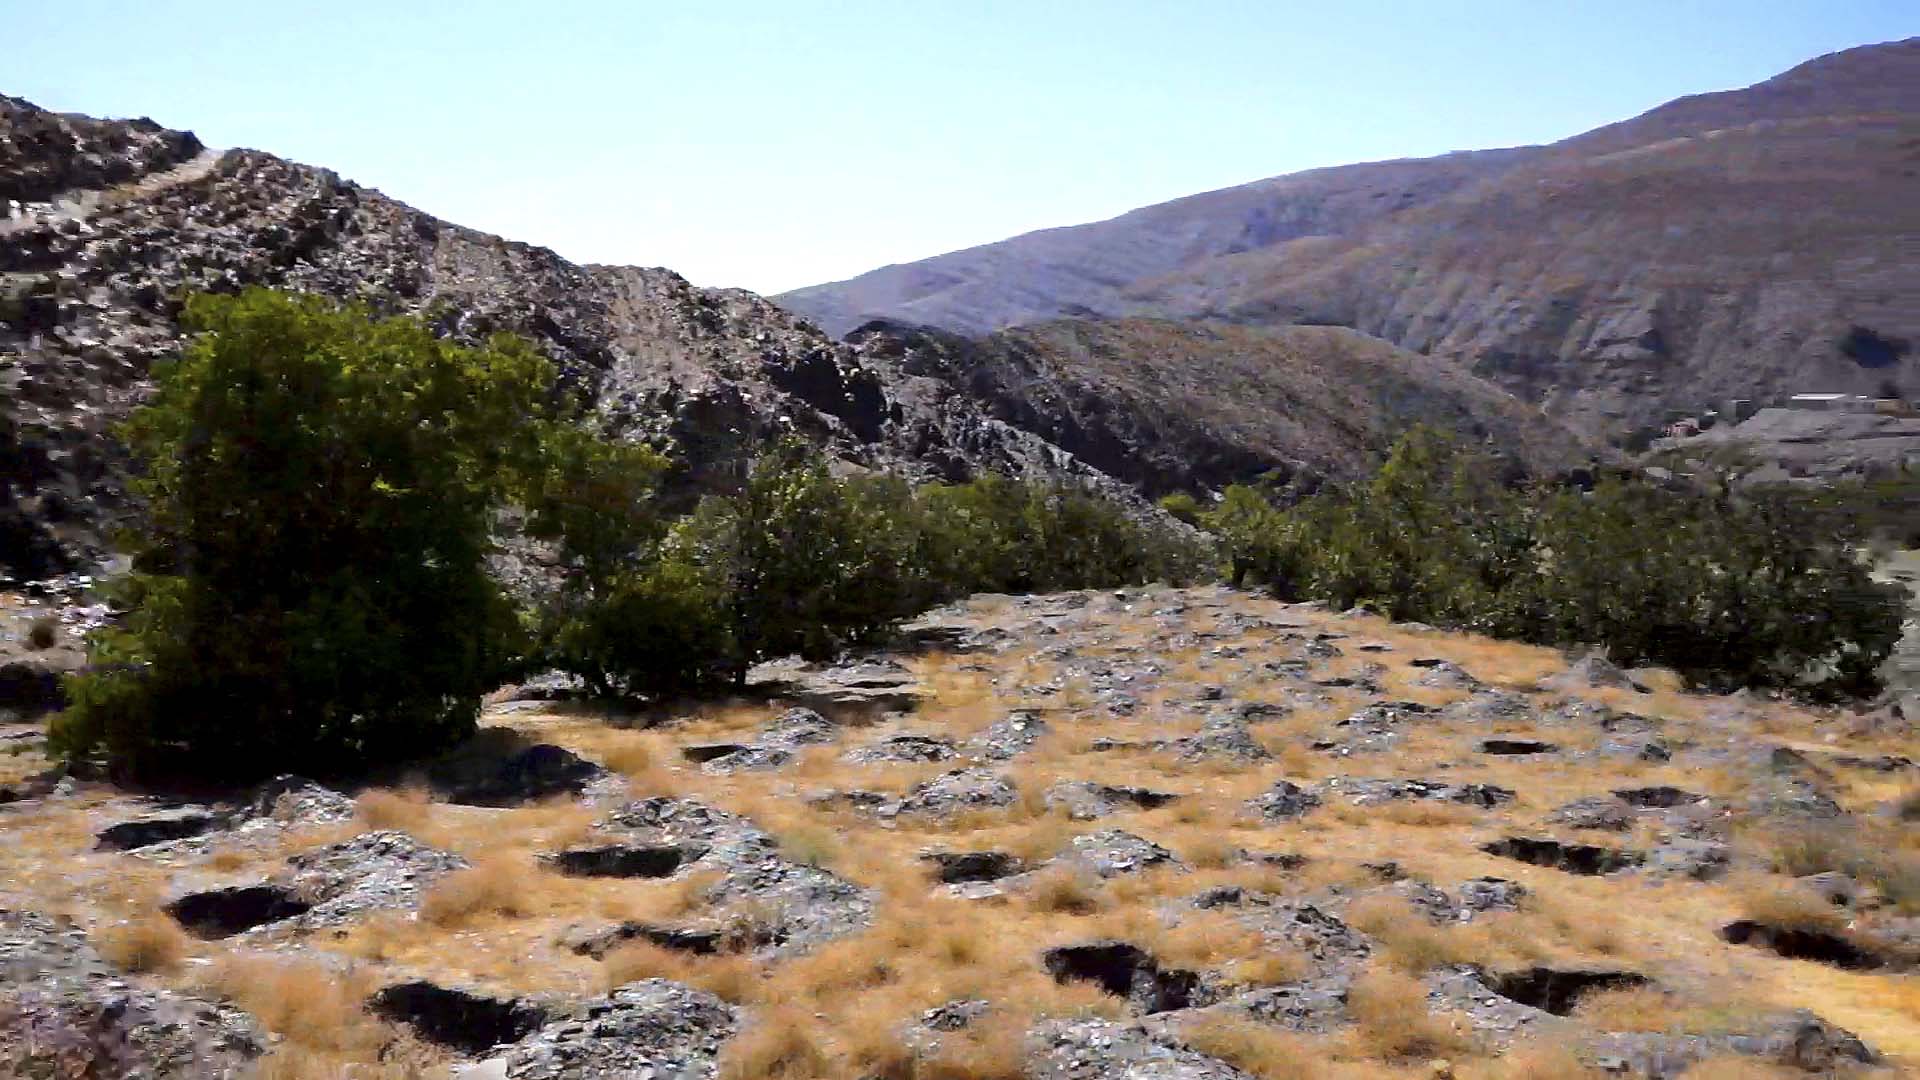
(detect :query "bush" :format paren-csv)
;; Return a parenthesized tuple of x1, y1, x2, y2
(538, 441, 1210, 698)
(1209, 427, 1905, 696)
(51, 289, 555, 780)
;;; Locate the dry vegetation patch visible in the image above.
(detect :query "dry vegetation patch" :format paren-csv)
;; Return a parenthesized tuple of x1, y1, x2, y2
(9, 587, 1920, 1075)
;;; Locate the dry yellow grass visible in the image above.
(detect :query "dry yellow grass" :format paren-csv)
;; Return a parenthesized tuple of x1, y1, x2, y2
(419, 855, 535, 927)
(1733, 876, 1850, 934)
(1345, 967, 1478, 1062)
(1023, 865, 1109, 915)
(1676, 1057, 1802, 1080)
(1459, 1041, 1607, 1079)
(353, 787, 431, 831)
(1177, 1015, 1328, 1079)
(717, 1006, 833, 1079)
(93, 912, 189, 974)
(12, 588, 1920, 1077)
(1343, 895, 1481, 973)
(603, 939, 763, 1002)
(198, 954, 437, 1072)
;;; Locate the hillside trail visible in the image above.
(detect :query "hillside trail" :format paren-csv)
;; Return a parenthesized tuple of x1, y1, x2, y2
(0, 147, 224, 239)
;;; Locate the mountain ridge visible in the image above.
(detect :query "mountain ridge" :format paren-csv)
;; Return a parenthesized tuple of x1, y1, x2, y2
(778, 37, 1920, 436)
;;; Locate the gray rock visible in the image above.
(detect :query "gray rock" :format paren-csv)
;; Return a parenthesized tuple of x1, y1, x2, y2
(1545, 654, 1646, 693)
(1046, 782, 1180, 821)
(1550, 795, 1634, 831)
(1584, 1009, 1877, 1076)
(278, 830, 470, 928)
(758, 707, 838, 747)
(963, 710, 1050, 761)
(1645, 838, 1732, 880)
(1028, 1019, 1257, 1080)
(1412, 657, 1480, 688)
(1247, 780, 1321, 821)
(1323, 776, 1515, 808)
(699, 745, 796, 775)
(502, 980, 736, 1080)
(242, 775, 354, 825)
(922, 998, 992, 1031)
(895, 768, 1016, 818)
(1055, 830, 1180, 878)
(844, 733, 958, 764)
(0, 908, 263, 1078)
(1457, 877, 1527, 913)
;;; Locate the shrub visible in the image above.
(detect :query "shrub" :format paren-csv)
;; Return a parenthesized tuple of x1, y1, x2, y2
(25, 617, 57, 650)
(541, 439, 1211, 697)
(51, 289, 557, 780)
(1210, 427, 1905, 696)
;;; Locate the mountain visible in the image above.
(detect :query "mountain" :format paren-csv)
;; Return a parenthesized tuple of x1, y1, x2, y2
(849, 318, 1580, 496)
(779, 38, 1920, 436)
(776, 147, 1537, 339)
(0, 93, 1585, 578)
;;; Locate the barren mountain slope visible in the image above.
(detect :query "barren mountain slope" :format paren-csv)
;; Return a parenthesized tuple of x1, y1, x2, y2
(775, 148, 1536, 338)
(1132, 77, 1920, 431)
(782, 38, 1920, 437)
(852, 318, 1591, 495)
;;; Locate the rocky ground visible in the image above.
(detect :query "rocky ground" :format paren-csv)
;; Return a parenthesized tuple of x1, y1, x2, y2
(0, 586, 1915, 1078)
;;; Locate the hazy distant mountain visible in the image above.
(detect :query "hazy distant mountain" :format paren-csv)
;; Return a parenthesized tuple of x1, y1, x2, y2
(780, 38, 1920, 435)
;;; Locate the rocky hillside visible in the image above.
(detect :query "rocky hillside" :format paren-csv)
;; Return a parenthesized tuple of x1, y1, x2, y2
(0, 93, 1589, 580)
(851, 318, 1588, 496)
(780, 38, 1920, 438)
(2, 586, 1914, 1076)
(0, 99, 1133, 578)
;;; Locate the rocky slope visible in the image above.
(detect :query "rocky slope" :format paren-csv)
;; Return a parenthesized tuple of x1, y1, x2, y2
(0, 99, 1128, 578)
(2, 586, 1914, 1076)
(851, 318, 1589, 495)
(780, 38, 1920, 438)
(0, 92, 1588, 580)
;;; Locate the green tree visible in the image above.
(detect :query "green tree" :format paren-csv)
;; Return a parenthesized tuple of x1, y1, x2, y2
(52, 289, 555, 779)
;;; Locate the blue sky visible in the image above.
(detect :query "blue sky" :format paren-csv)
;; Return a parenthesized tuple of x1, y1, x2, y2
(12, 2, 1915, 293)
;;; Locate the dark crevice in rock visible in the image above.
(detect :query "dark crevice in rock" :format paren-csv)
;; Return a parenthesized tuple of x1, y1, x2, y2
(165, 884, 312, 939)
(366, 981, 548, 1055)
(573, 919, 776, 959)
(95, 809, 221, 851)
(1611, 785, 1703, 808)
(545, 843, 707, 879)
(1481, 837, 1642, 875)
(681, 743, 750, 764)
(1477, 739, 1557, 756)
(1720, 921, 1882, 971)
(1485, 967, 1652, 1015)
(1041, 940, 1202, 1014)
(921, 850, 1024, 884)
